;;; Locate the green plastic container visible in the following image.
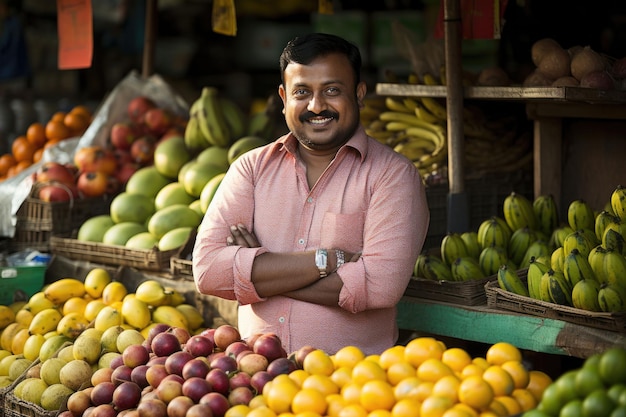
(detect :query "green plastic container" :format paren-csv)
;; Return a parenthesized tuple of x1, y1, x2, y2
(0, 265, 46, 305)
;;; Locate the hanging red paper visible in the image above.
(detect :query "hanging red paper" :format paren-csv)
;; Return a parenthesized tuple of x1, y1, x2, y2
(434, 0, 508, 40)
(57, 0, 93, 69)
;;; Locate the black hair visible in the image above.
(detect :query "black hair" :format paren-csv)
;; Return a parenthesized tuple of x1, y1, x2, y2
(279, 33, 362, 85)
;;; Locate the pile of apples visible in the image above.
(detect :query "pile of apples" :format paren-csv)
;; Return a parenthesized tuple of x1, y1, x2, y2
(60, 324, 303, 417)
(31, 97, 187, 202)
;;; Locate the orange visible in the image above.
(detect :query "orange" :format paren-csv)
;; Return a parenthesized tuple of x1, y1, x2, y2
(303, 349, 335, 377)
(472, 357, 490, 370)
(359, 379, 395, 412)
(32, 148, 44, 163)
(11, 136, 35, 162)
(327, 393, 346, 417)
(393, 376, 422, 401)
(493, 395, 522, 416)
(525, 370, 553, 402)
(288, 369, 309, 387)
(12, 160, 31, 175)
(333, 345, 366, 369)
(265, 374, 299, 414)
(458, 375, 494, 410)
(500, 360, 530, 389)
(70, 104, 92, 118)
(26, 122, 46, 148)
(341, 382, 363, 405)
(442, 348, 473, 373)
(417, 358, 455, 383)
(431, 374, 461, 403)
(291, 388, 327, 415)
(391, 398, 422, 417)
(45, 119, 71, 141)
(404, 337, 446, 368)
(413, 381, 435, 402)
(224, 405, 251, 417)
(486, 398, 508, 416)
(50, 111, 67, 123)
(485, 342, 522, 366)
(369, 410, 392, 417)
(461, 363, 486, 379)
(331, 366, 353, 389)
(302, 373, 339, 396)
(387, 361, 417, 386)
(511, 388, 538, 411)
(420, 395, 454, 417)
(337, 403, 368, 417)
(64, 111, 90, 135)
(43, 138, 61, 150)
(0, 153, 16, 176)
(451, 403, 479, 417)
(351, 359, 387, 385)
(481, 365, 515, 397)
(379, 345, 406, 370)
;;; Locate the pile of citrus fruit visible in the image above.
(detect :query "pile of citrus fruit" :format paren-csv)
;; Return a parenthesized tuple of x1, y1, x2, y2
(227, 338, 552, 417)
(0, 105, 92, 181)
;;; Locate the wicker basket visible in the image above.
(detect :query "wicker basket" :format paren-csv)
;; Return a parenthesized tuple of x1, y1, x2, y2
(405, 275, 496, 306)
(170, 230, 196, 281)
(485, 274, 626, 333)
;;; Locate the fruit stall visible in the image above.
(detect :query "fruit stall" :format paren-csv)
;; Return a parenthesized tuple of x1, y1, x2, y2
(0, 1, 626, 417)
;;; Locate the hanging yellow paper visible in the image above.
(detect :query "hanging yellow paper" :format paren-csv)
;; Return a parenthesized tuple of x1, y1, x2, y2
(318, 0, 333, 15)
(212, 0, 237, 36)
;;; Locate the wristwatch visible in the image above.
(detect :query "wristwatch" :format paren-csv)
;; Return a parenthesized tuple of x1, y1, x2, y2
(315, 249, 328, 278)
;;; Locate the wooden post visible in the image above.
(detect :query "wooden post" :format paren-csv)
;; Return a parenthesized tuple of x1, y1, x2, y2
(142, 0, 157, 79)
(443, 0, 469, 233)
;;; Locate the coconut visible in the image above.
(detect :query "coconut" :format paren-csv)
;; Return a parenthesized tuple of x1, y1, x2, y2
(579, 70, 615, 90)
(570, 46, 606, 81)
(538, 46, 571, 80)
(531, 38, 562, 67)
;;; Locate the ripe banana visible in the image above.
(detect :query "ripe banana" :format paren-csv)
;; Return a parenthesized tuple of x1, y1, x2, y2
(152, 305, 189, 331)
(385, 97, 413, 113)
(562, 230, 595, 259)
(460, 231, 481, 259)
(440, 233, 470, 267)
(610, 185, 626, 222)
(415, 104, 441, 124)
(550, 246, 565, 273)
(533, 194, 560, 237)
(196, 86, 232, 147)
(598, 283, 626, 312)
(546, 269, 573, 306)
(508, 227, 537, 267)
(402, 98, 419, 112)
(562, 248, 598, 288)
(420, 97, 447, 121)
(420, 254, 453, 281)
(497, 264, 529, 297)
(44, 278, 86, 305)
(594, 210, 620, 242)
(479, 245, 509, 277)
(527, 257, 549, 300)
(567, 199, 596, 232)
(503, 192, 538, 232)
(477, 216, 512, 251)
(519, 240, 551, 269)
(572, 279, 602, 312)
(451, 257, 486, 281)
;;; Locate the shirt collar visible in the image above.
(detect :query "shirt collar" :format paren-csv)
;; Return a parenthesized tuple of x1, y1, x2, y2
(275, 125, 369, 162)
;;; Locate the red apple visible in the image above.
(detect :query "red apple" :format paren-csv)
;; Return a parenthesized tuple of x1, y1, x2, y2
(127, 96, 156, 124)
(184, 335, 214, 358)
(266, 357, 297, 377)
(130, 136, 156, 166)
(166, 395, 194, 417)
(111, 365, 133, 385)
(164, 350, 194, 376)
(205, 368, 230, 395)
(110, 354, 125, 369)
(146, 323, 171, 347)
(110, 122, 138, 150)
(151, 331, 181, 357)
(213, 324, 241, 351)
(200, 392, 230, 417)
(115, 161, 140, 185)
(181, 357, 210, 380)
(210, 354, 238, 373)
(130, 364, 150, 388)
(237, 353, 269, 376)
(144, 108, 174, 137)
(37, 183, 79, 202)
(90, 404, 117, 417)
(253, 333, 286, 363)
(90, 381, 116, 406)
(199, 328, 216, 345)
(182, 376, 213, 402)
(225, 340, 251, 359)
(112, 381, 142, 411)
(168, 327, 191, 345)
(35, 161, 76, 185)
(136, 398, 167, 417)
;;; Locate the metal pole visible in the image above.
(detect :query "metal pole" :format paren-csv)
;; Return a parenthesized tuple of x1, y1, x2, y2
(142, 0, 157, 78)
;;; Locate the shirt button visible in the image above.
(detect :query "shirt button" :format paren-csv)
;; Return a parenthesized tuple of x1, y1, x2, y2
(279, 317, 285, 323)
(298, 239, 305, 245)
(307, 197, 313, 203)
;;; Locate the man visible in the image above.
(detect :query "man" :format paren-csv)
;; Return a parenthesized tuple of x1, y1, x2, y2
(192, 33, 429, 355)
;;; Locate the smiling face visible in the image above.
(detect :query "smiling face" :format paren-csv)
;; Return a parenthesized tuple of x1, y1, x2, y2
(278, 52, 366, 154)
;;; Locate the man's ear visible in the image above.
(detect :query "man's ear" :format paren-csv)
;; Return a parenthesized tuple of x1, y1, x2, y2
(356, 81, 367, 107)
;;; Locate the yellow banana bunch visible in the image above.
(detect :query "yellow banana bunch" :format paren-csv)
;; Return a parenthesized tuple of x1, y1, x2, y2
(602, 226, 626, 255)
(571, 279, 602, 312)
(477, 216, 512, 252)
(527, 257, 549, 300)
(440, 233, 470, 266)
(562, 247, 597, 287)
(479, 245, 509, 277)
(567, 199, 596, 232)
(611, 185, 626, 222)
(503, 192, 538, 232)
(497, 264, 529, 297)
(451, 257, 486, 281)
(196, 86, 232, 148)
(549, 225, 574, 249)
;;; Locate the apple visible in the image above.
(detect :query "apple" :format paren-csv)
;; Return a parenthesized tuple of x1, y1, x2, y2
(112, 381, 142, 411)
(181, 357, 210, 380)
(184, 335, 214, 358)
(199, 328, 216, 345)
(37, 182, 79, 202)
(209, 353, 238, 373)
(182, 376, 213, 402)
(228, 386, 254, 406)
(151, 331, 182, 357)
(213, 324, 241, 351)
(166, 395, 194, 417)
(35, 161, 76, 185)
(199, 392, 230, 417)
(147, 355, 167, 366)
(144, 108, 174, 137)
(146, 323, 171, 347)
(91, 367, 114, 386)
(237, 353, 269, 376)
(110, 122, 138, 150)
(115, 161, 140, 185)
(164, 350, 194, 376)
(253, 333, 286, 363)
(168, 327, 191, 345)
(136, 398, 167, 417)
(225, 340, 251, 359)
(205, 368, 230, 395)
(127, 96, 157, 125)
(110, 354, 125, 369)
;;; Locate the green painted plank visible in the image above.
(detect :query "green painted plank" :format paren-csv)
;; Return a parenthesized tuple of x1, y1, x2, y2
(397, 297, 567, 355)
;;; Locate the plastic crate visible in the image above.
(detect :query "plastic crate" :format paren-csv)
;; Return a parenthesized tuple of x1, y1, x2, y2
(0, 265, 46, 305)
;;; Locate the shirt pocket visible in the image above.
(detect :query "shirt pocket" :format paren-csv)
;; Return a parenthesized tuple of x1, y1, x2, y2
(320, 211, 364, 252)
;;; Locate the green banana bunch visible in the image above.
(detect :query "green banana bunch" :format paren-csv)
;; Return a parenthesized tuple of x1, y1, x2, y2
(588, 245, 610, 279)
(414, 253, 428, 277)
(562, 230, 595, 259)
(503, 192, 538, 232)
(571, 279, 602, 312)
(611, 184, 626, 222)
(602, 226, 626, 256)
(595, 249, 626, 289)
(451, 257, 486, 281)
(479, 245, 509, 277)
(248, 111, 275, 142)
(184, 99, 212, 152)
(533, 194, 560, 237)
(196, 86, 232, 147)
(598, 284, 626, 312)
(562, 248, 597, 288)
(419, 254, 453, 281)
(497, 264, 529, 297)
(567, 199, 596, 232)
(519, 240, 551, 269)
(594, 210, 620, 242)
(527, 257, 549, 300)
(508, 227, 537, 266)
(440, 233, 470, 267)
(549, 225, 574, 249)
(460, 231, 481, 259)
(477, 216, 512, 251)
(220, 97, 247, 140)
(550, 246, 565, 273)
(540, 269, 572, 306)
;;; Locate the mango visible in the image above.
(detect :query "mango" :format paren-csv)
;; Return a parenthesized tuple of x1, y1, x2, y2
(148, 204, 202, 239)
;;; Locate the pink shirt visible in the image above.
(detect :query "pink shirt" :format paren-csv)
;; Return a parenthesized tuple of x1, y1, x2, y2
(192, 125, 429, 355)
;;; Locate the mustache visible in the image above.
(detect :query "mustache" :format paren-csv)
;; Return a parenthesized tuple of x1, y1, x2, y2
(299, 110, 338, 122)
